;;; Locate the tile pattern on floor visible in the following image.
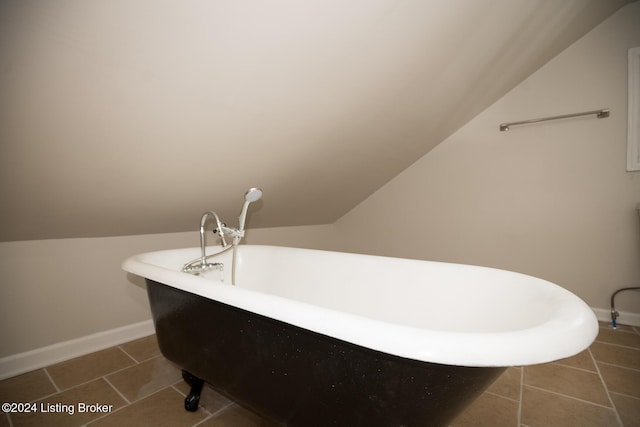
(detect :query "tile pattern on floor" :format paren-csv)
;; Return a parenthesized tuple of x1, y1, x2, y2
(451, 321, 640, 427)
(1, 323, 638, 426)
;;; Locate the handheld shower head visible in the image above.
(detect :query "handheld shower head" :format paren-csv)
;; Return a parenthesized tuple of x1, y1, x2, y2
(238, 187, 263, 233)
(244, 187, 263, 203)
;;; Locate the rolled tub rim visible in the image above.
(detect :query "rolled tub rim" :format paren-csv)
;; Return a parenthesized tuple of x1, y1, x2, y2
(122, 245, 599, 367)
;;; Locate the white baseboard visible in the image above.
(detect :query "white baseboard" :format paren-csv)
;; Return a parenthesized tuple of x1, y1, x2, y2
(592, 307, 640, 327)
(0, 319, 155, 381)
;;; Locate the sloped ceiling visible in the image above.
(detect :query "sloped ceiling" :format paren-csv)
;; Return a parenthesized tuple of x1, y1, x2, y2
(0, 0, 632, 241)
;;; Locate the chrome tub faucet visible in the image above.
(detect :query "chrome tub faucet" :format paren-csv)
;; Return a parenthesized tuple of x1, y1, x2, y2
(182, 188, 263, 283)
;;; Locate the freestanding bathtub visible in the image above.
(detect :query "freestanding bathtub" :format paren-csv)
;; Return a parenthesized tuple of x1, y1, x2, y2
(122, 245, 598, 426)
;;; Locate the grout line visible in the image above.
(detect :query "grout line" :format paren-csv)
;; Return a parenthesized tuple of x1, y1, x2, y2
(24, 388, 68, 404)
(193, 404, 232, 426)
(523, 384, 617, 411)
(517, 366, 524, 427)
(171, 383, 187, 397)
(599, 330, 640, 337)
(42, 367, 61, 393)
(483, 390, 520, 403)
(103, 375, 131, 404)
(43, 357, 146, 395)
(597, 360, 640, 373)
(116, 345, 140, 364)
(609, 390, 640, 401)
(192, 413, 216, 427)
(598, 324, 637, 332)
(84, 398, 132, 425)
(85, 403, 128, 425)
(25, 354, 155, 407)
(594, 340, 640, 352)
(214, 402, 240, 417)
(19, 368, 67, 403)
(214, 401, 237, 418)
(190, 400, 236, 427)
(103, 354, 164, 380)
(84, 385, 174, 426)
(38, 351, 146, 394)
(588, 347, 624, 427)
(115, 338, 163, 365)
(4, 412, 14, 427)
(551, 361, 598, 374)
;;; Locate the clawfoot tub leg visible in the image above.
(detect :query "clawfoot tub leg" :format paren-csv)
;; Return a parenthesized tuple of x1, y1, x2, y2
(182, 370, 204, 412)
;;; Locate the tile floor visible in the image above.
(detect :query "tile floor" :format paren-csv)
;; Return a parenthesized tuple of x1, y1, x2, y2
(0, 321, 638, 427)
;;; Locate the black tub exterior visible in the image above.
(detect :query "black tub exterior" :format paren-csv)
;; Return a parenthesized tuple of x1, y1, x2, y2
(146, 279, 505, 426)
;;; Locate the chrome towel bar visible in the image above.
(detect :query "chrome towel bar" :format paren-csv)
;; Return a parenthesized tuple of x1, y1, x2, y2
(499, 108, 609, 131)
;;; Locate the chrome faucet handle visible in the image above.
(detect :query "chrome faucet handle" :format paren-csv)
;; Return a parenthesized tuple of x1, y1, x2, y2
(213, 223, 226, 235)
(218, 225, 244, 239)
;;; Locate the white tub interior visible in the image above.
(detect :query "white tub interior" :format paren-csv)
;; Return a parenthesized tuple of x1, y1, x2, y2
(235, 246, 560, 333)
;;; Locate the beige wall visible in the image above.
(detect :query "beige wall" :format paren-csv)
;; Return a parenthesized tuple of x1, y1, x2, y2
(3, 1, 626, 242)
(332, 3, 640, 314)
(244, 224, 334, 250)
(0, 225, 331, 358)
(0, 232, 187, 358)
